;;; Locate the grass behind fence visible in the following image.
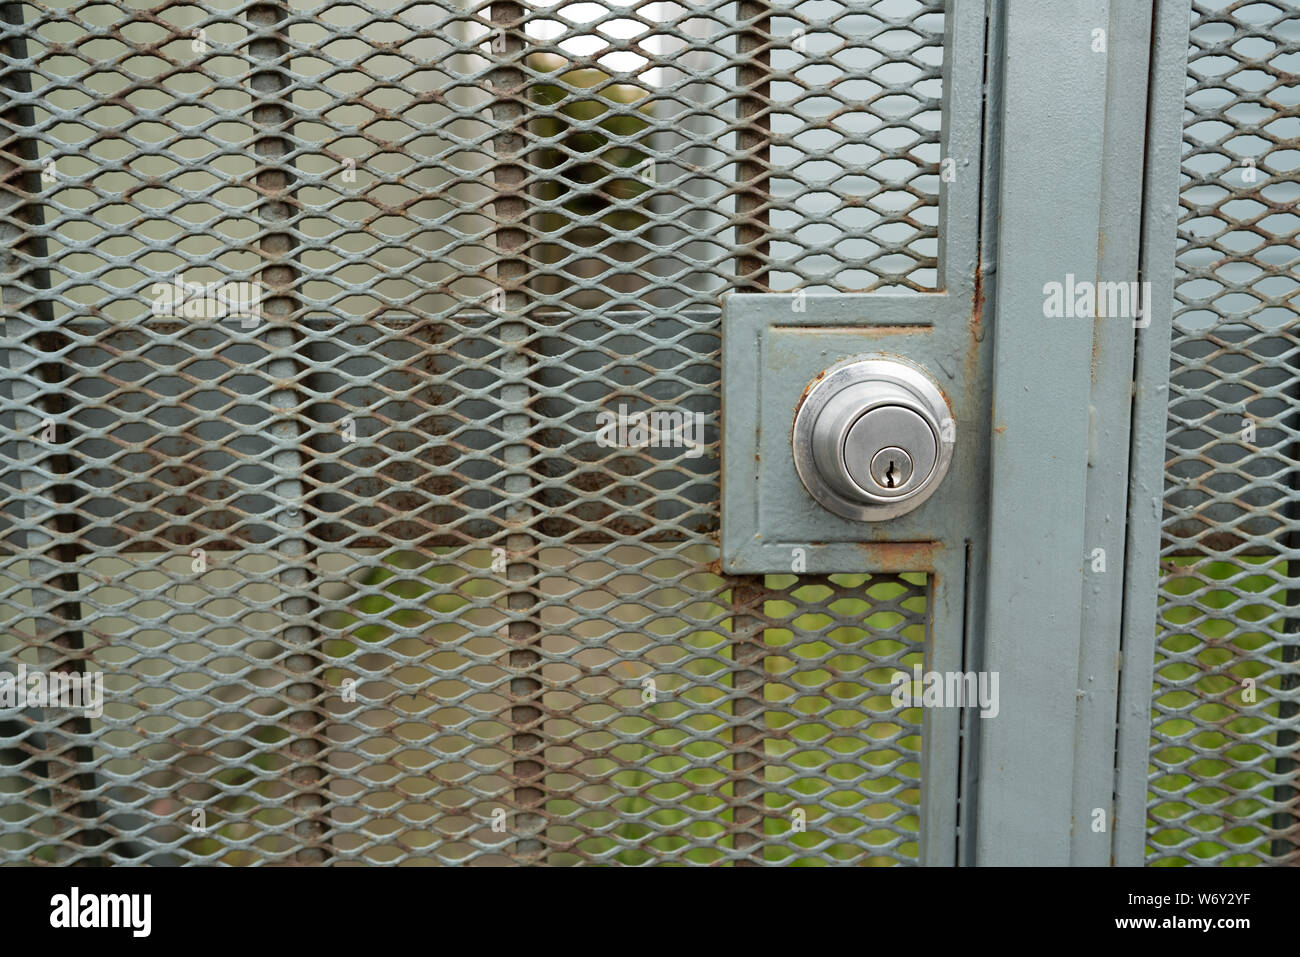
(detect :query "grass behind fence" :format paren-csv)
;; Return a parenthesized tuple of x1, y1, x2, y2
(194, 552, 926, 865)
(1150, 556, 1294, 865)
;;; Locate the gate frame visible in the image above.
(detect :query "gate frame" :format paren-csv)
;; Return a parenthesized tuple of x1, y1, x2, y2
(970, 0, 1191, 866)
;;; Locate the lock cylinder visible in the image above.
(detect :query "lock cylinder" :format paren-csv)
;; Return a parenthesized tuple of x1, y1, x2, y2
(793, 356, 955, 521)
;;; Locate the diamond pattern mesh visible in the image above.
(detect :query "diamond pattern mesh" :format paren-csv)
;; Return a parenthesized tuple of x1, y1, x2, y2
(1151, 0, 1300, 865)
(1, 0, 943, 864)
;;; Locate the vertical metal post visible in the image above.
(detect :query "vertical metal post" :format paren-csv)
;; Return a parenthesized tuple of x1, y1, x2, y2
(978, 0, 1188, 865)
(730, 0, 771, 866)
(1069, 0, 1153, 867)
(0, 2, 104, 863)
(976, 0, 1114, 865)
(1114, 0, 1192, 866)
(489, 2, 545, 864)
(247, 1, 327, 863)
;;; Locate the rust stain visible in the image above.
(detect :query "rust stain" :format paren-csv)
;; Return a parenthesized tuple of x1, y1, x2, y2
(776, 324, 931, 335)
(1161, 530, 1280, 557)
(965, 254, 986, 390)
(971, 261, 985, 334)
(799, 367, 828, 402)
(784, 539, 948, 571)
(953, 253, 987, 439)
(790, 367, 828, 445)
(855, 539, 943, 570)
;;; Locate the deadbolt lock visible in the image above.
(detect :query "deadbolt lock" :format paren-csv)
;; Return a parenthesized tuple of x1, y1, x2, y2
(792, 355, 955, 521)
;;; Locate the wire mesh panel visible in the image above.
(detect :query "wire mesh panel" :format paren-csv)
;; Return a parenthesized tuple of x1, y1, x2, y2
(1, 0, 946, 864)
(1152, 0, 1300, 865)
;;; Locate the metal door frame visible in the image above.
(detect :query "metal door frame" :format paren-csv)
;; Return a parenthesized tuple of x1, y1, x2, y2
(971, 0, 1191, 866)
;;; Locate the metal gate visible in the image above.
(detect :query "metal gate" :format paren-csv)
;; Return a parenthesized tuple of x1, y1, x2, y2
(0, 0, 1294, 867)
(1151, 0, 1300, 867)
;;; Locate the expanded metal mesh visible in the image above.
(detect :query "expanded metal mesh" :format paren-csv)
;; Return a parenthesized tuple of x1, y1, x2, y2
(1152, 0, 1300, 865)
(1, 0, 943, 864)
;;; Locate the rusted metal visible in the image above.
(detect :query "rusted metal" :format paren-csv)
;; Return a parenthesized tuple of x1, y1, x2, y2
(248, 0, 328, 864)
(0, 0, 104, 864)
(729, 0, 774, 866)
(489, 0, 546, 865)
(1, 0, 947, 866)
(6, 0, 1293, 869)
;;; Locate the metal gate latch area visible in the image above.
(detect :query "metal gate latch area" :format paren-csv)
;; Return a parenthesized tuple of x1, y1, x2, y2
(721, 290, 971, 575)
(792, 356, 955, 522)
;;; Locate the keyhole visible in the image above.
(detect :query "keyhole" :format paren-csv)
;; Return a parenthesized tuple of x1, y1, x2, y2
(865, 446, 914, 493)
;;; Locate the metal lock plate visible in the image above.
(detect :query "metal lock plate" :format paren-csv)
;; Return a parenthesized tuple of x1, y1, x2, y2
(720, 292, 981, 575)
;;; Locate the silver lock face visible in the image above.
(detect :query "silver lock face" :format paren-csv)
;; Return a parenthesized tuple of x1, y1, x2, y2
(792, 355, 955, 521)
